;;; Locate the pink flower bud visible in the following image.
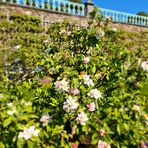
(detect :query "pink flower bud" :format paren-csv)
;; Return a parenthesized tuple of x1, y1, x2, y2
(40, 77, 51, 85)
(99, 129, 105, 137)
(87, 102, 95, 112)
(72, 144, 78, 148)
(141, 142, 147, 148)
(83, 57, 90, 64)
(70, 88, 80, 95)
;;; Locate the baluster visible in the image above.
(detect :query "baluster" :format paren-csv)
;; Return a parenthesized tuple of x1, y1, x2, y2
(135, 16, 137, 24)
(68, 3, 71, 14)
(77, 5, 80, 15)
(65, 3, 69, 13)
(23, 0, 27, 5)
(116, 13, 119, 22)
(129, 15, 132, 24)
(57, 0, 60, 12)
(119, 13, 121, 22)
(75, 5, 78, 15)
(117, 13, 120, 22)
(137, 17, 140, 25)
(121, 14, 124, 23)
(134, 16, 136, 24)
(114, 13, 117, 22)
(73, 4, 76, 15)
(62, 1, 66, 13)
(81, 5, 85, 16)
(35, 0, 39, 8)
(77, 6, 80, 15)
(49, 0, 52, 10)
(103, 10, 106, 19)
(30, 0, 33, 6)
(122, 14, 125, 23)
(143, 18, 145, 26)
(139, 17, 141, 25)
(146, 19, 148, 26)
(18, 0, 22, 5)
(130, 15, 133, 24)
(134, 16, 137, 25)
(52, 0, 56, 11)
(70, 3, 73, 14)
(41, 0, 45, 8)
(112, 12, 115, 22)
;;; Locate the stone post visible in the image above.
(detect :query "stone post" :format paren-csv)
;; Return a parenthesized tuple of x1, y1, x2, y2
(85, 0, 94, 16)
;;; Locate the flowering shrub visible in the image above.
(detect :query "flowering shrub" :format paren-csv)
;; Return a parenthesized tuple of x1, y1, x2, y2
(0, 10, 148, 147)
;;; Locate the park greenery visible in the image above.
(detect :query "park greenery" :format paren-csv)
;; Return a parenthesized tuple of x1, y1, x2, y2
(0, 7, 148, 148)
(137, 12, 148, 17)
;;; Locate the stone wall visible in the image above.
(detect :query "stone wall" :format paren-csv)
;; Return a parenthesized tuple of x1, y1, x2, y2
(0, 3, 89, 27)
(0, 3, 148, 32)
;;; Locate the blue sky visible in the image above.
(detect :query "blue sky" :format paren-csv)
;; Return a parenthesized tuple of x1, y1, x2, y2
(90, 0, 148, 14)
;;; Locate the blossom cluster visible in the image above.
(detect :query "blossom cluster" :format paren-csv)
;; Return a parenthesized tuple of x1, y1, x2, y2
(88, 89, 102, 99)
(54, 79, 69, 92)
(141, 60, 148, 72)
(18, 126, 39, 140)
(40, 113, 52, 126)
(63, 96, 79, 112)
(76, 111, 88, 125)
(97, 140, 111, 148)
(81, 74, 94, 87)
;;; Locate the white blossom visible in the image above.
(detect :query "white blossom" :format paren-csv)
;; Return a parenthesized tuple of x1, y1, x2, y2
(14, 45, 21, 50)
(40, 113, 52, 126)
(7, 110, 15, 115)
(97, 140, 111, 148)
(7, 102, 13, 107)
(0, 93, 3, 99)
(133, 105, 142, 115)
(87, 89, 102, 99)
(81, 74, 94, 87)
(7, 107, 17, 115)
(141, 61, 148, 72)
(83, 57, 90, 64)
(18, 126, 39, 140)
(63, 96, 78, 112)
(97, 28, 105, 37)
(54, 79, 69, 92)
(70, 88, 80, 95)
(52, 68, 57, 74)
(76, 111, 88, 125)
(72, 126, 77, 135)
(24, 102, 32, 106)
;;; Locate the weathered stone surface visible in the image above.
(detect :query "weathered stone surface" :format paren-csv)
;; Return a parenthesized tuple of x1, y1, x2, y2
(109, 23, 148, 32)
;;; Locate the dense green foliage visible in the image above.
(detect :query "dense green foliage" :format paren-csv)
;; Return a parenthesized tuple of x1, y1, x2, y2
(137, 12, 148, 17)
(0, 11, 148, 148)
(69, 0, 82, 4)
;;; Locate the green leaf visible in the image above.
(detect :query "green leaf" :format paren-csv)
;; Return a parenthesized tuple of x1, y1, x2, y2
(117, 124, 121, 135)
(27, 140, 36, 148)
(17, 138, 25, 148)
(3, 116, 13, 127)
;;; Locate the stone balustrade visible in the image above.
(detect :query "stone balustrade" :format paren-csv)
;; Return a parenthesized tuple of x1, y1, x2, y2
(99, 8, 148, 27)
(0, 0, 85, 16)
